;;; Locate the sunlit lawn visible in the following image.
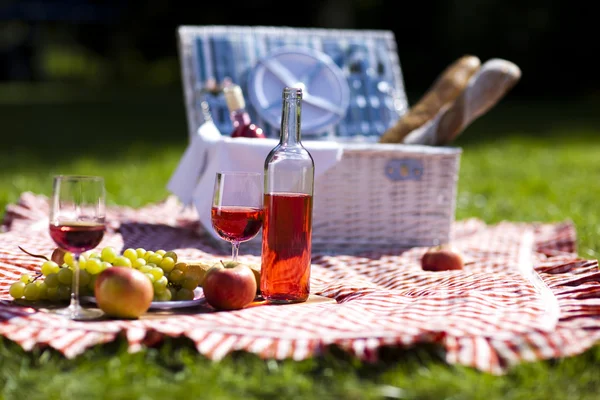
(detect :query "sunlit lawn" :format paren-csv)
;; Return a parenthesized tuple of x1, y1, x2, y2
(1, 85, 599, 399)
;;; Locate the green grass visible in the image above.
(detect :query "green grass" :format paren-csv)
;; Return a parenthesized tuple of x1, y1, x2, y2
(1, 85, 600, 399)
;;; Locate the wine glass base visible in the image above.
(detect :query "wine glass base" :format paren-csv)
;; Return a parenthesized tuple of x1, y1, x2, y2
(49, 305, 104, 320)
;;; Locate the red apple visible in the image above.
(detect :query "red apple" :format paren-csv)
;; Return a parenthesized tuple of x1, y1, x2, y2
(421, 245, 464, 271)
(202, 261, 257, 310)
(95, 267, 153, 318)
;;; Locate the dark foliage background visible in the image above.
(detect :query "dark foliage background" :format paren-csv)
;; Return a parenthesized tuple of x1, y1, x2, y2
(1, 0, 596, 99)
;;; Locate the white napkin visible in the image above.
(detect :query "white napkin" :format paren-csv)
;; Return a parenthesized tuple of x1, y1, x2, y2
(167, 121, 223, 206)
(167, 121, 344, 241)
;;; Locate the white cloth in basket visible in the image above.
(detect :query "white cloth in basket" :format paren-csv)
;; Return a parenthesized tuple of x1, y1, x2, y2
(167, 121, 344, 241)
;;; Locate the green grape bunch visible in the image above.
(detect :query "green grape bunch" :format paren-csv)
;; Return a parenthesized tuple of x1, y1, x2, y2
(9, 246, 204, 303)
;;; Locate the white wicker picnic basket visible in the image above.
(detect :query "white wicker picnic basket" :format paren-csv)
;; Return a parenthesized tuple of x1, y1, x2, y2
(177, 25, 462, 251)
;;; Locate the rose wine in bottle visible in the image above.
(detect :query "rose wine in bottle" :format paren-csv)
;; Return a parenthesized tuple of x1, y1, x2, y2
(223, 84, 265, 139)
(261, 87, 315, 304)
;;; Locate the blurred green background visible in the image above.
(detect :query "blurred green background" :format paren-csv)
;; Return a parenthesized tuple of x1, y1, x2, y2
(0, 0, 597, 219)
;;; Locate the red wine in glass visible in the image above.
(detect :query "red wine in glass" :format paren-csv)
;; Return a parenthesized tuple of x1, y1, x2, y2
(49, 175, 106, 320)
(49, 222, 105, 254)
(211, 172, 263, 261)
(211, 206, 263, 243)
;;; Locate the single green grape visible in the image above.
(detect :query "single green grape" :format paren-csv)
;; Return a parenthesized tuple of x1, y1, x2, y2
(46, 287, 59, 301)
(181, 277, 200, 290)
(123, 248, 138, 262)
(57, 285, 71, 300)
(155, 249, 166, 256)
(85, 258, 102, 275)
(101, 246, 118, 263)
(78, 257, 87, 271)
(176, 288, 194, 301)
(169, 269, 184, 283)
(88, 274, 97, 291)
(139, 264, 153, 274)
(148, 253, 163, 265)
(155, 275, 168, 287)
(44, 273, 59, 288)
(23, 283, 40, 301)
(87, 251, 100, 259)
(163, 251, 178, 263)
(155, 289, 172, 302)
(132, 258, 147, 269)
(57, 267, 73, 285)
(52, 263, 61, 274)
(159, 257, 176, 273)
(143, 250, 155, 261)
(41, 261, 60, 276)
(63, 251, 75, 267)
(36, 281, 49, 300)
(112, 256, 132, 268)
(9, 281, 26, 299)
(78, 270, 92, 287)
(100, 261, 112, 272)
(153, 284, 167, 295)
(150, 267, 164, 281)
(20, 274, 32, 284)
(153, 276, 168, 294)
(135, 248, 147, 258)
(144, 273, 155, 283)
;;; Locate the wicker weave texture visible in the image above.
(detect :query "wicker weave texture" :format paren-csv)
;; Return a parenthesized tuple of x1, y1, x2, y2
(313, 146, 461, 249)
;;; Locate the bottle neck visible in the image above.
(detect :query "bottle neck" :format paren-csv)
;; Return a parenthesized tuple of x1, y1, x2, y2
(230, 109, 252, 127)
(280, 88, 302, 146)
(224, 84, 249, 125)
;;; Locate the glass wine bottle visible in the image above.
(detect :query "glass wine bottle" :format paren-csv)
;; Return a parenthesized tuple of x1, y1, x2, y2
(261, 87, 315, 304)
(223, 83, 265, 139)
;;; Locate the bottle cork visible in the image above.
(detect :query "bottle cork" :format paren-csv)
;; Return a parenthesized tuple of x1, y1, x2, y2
(223, 84, 245, 111)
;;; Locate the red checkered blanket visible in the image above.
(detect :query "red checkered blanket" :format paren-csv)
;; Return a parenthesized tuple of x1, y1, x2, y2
(1, 192, 599, 374)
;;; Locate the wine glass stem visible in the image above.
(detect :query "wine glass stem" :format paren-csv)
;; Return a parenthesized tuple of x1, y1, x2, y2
(232, 242, 240, 262)
(69, 252, 82, 316)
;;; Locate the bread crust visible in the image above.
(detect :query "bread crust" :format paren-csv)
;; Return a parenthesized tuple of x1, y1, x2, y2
(379, 55, 481, 144)
(402, 58, 522, 146)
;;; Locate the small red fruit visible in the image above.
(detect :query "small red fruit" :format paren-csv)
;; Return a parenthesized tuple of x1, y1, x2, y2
(421, 245, 464, 271)
(51, 248, 66, 265)
(202, 261, 257, 310)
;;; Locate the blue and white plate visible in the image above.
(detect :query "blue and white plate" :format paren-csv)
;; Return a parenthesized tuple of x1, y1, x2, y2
(247, 47, 350, 136)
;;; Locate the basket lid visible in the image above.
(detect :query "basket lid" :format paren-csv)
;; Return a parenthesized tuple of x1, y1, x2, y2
(177, 25, 408, 141)
(247, 47, 350, 134)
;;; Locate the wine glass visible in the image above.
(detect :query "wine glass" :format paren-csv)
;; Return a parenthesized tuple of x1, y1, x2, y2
(48, 175, 106, 320)
(211, 172, 263, 261)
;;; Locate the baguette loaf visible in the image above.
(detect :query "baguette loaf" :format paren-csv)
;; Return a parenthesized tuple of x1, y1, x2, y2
(379, 55, 481, 143)
(402, 58, 522, 146)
